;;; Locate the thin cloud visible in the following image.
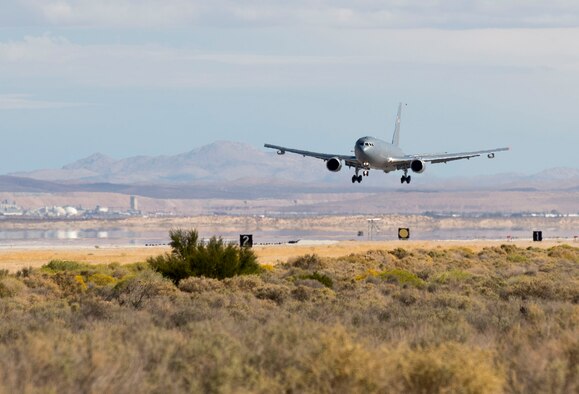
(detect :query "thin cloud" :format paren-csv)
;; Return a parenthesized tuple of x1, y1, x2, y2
(1, 30, 578, 89)
(15, 0, 579, 29)
(0, 94, 88, 109)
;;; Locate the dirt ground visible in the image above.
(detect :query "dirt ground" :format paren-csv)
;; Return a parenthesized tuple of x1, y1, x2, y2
(0, 239, 574, 273)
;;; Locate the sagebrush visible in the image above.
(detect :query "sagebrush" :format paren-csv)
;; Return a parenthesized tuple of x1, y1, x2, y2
(0, 244, 576, 393)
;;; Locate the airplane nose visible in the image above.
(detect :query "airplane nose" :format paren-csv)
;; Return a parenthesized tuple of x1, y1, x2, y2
(355, 143, 368, 160)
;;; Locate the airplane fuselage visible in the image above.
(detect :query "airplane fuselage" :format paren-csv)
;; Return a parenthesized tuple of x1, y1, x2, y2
(354, 136, 404, 173)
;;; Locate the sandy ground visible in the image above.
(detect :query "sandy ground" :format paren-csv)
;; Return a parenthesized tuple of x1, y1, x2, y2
(0, 239, 574, 273)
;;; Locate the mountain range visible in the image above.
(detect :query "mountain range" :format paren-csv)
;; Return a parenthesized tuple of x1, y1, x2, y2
(4, 141, 579, 196)
(10, 141, 328, 184)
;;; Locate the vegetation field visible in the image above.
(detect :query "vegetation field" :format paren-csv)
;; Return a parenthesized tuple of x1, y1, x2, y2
(0, 243, 577, 393)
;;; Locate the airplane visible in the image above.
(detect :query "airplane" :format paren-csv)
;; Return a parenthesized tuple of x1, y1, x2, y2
(264, 103, 509, 184)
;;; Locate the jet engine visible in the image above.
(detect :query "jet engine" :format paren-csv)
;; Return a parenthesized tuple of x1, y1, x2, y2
(410, 159, 426, 173)
(326, 157, 342, 172)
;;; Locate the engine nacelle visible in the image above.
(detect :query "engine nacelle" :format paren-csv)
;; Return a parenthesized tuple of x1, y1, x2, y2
(410, 159, 426, 174)
(326, 157, 342, 172)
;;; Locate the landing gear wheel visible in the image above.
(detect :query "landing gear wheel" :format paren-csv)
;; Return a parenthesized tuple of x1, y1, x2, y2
(400, 176, 406, 184)
(406, 175, 411, 184)
(357, 175, 363, 183)
(352, 175, 357, 183)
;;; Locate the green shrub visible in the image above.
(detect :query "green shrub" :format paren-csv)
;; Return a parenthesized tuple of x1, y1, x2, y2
(299, 272, 333, 288)
(43, 260, 86, 272)
(148, 229, 261, 283)
(380, 269, 425, 288)
(88, 273, 117, 287)
(434, 269, 472, 284)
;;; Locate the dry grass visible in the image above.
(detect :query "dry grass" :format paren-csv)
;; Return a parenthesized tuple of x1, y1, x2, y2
(1, 239, 568, 272)
(0, 243, 577, 393)
(0, 246, 167, 273)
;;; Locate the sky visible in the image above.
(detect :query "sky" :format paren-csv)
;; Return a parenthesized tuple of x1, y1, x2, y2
(1, 1, 579, 177)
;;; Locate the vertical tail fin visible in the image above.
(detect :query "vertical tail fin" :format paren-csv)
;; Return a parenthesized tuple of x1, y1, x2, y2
(391, 102, 403, 146)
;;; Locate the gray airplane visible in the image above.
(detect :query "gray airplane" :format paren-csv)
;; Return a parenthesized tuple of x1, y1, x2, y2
(265, 104, 509, 184)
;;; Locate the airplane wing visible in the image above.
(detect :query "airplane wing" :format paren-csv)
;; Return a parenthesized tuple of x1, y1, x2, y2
(264, 144, 360, 167)
(389, 147, 510, 166)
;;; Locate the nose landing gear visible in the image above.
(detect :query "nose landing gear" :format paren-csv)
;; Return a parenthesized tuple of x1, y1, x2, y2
(352, 168, 368, 183)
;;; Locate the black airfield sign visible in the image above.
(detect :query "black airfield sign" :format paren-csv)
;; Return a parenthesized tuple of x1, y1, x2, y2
(240, 234, 253, 248)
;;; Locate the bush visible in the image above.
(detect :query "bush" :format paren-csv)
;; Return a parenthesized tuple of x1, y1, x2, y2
(289, 254, 327, 270)
(254, 284, 288, 304)
(223, 275, 263, 291)
(299, 272, 333, 288)
(178, 277, 224, 293)
(390, 248, 410, 260)
(434, 269, 472, 285)
(43, 260, 86, 272)
(396, 343, 504, 393)
(88, 273, 117, 287)
(148, 229, 261, 283)
(0, 278, 25, 298)
(381, 269, 425, 288)
(51, 273, 87, 296)
(112, 271, 175, 308)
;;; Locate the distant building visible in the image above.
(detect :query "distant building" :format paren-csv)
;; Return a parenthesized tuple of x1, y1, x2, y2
(0, 200, 23, 216)
(96, 205, 109, 213)
(130, 195, 138, 211)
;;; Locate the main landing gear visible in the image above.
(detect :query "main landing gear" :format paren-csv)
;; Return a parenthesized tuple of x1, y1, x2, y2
(400, 170, 411, 184)
(351, 168, 369, 183)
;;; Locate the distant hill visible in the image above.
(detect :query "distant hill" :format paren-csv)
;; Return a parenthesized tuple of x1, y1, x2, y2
(6, 141, 579, 194)
(11, 141, 330, 184)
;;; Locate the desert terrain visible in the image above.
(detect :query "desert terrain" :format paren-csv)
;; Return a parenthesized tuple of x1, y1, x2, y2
(0, 238, 574, 274)
(1, 214, 577, 273)
(0, 236, 576, 393)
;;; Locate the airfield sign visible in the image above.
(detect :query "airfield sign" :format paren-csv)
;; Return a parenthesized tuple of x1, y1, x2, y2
(240, 234, 253, 248)
(398, 228, 410, 240)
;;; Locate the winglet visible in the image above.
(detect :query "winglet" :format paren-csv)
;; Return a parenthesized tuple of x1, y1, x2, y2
(391, 103, 403, 146)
